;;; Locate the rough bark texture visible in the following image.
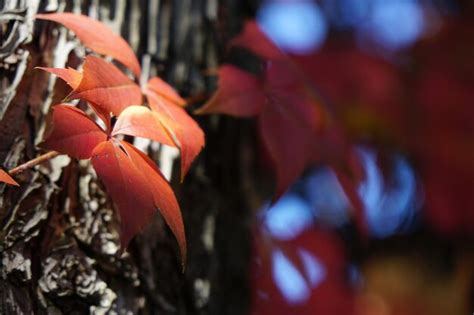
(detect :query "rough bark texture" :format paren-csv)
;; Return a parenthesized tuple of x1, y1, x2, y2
(0, 0, 254, 314)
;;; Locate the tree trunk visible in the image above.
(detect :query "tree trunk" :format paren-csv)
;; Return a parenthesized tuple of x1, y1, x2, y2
(0, 0, 253, 314)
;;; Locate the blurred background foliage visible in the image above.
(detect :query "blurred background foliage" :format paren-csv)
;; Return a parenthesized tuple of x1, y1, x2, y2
(225, 1, 474, 314)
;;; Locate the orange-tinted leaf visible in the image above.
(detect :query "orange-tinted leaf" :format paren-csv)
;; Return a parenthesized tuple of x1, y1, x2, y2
(91, 140, 155, 248)
(36, 66, 111, 128)
(69, 56, 142, 116)
(146, 91, 204, 180)
(36, 13, 141, 77)
(36, 67, 82, 89)
(121, 141, 186, 266)
(42, 104, 107, 159)
(230, 20, 285, 60)
(196, 65, 265, 117)
(147, 77, 186, 107)
(89, 102, 112, 131)
(0, 169, 18, 186)
(112, 105, 175, 147)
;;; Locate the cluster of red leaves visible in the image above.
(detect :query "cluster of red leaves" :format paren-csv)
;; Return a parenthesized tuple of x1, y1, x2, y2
(200, 18, 473, 315)
(197, 21, 366, 232)
(293, 24, 474, 236)
(200, 19, 474, 237)
(33, 13, 205, 263)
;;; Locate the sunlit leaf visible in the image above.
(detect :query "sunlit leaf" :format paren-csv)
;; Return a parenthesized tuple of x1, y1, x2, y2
(91, 140, 156, 248)
(69, 56, 142, 116)
(36, 13, 141, 77)
(89, 101, 112, 132)
(121, 141, 187, 266)
(42, 104, 107, 159)
(37, 66, 112, 128)
(147, 77, 186, 107)
(112, 105, 175, 147)
(146, 91, 204, 180)
(36, 67, 82, 89)
(0, 169, 18, 186)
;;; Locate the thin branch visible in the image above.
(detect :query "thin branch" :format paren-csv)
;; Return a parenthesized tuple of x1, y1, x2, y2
(9, 151, 60, 176)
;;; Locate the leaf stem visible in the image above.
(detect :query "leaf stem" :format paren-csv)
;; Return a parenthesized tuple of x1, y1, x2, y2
(9, 151, 60, 176)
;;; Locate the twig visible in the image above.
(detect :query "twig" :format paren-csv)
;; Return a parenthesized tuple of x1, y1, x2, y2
(9, 151, 60, 176)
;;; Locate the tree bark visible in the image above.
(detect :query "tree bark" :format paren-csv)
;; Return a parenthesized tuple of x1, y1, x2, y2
(0, 0, 253, 314)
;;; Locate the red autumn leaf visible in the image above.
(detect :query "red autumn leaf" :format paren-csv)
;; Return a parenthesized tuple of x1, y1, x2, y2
(112, 105, 176, 147)
(290, 46, 405, 143)
(195, 65, 265, 117)
(91, 140, 156, 248)
(36, 67, 110, 130)
(258, 101, 312, 200)
(42, 104, 107, 159)
(37, 66, 112, 128)
(147, 77, 186, 107)
(89, 101, 113, 132)
(121, 141, 186, 266)
(412, 54, 474, 235)
(0, 169, 18, 186)
(200, 62, 322, 198)
(36, 67, 82, 89)
(145, 91, 205, 180)
(68, 56, 142, 116)
(230, 20, 285, 60)
(36, 13, 141, 77)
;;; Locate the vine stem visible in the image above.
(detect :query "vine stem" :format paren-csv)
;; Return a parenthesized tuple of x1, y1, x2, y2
(9, 151, 60, 176)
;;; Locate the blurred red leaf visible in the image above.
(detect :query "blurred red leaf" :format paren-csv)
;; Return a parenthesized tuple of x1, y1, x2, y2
(290, 46, 404, 144)
(145, 90, 204, 180)
(42, 104, 107, 159)
(147, 77, 186, 107)
(413, 63, 474, 235)
(230, 20, 284, 60)
(258, 97, 312, 199)
(91, 140, 156, 248)
(36, 13, 141, 77)
(68, 56, 142, 116)
(200, 62, 323, 198)
(0, 170, 18, 186)
(195, 65, 265, 117)
(121, 141, 186, 266)
(112, 105, 176, 146)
